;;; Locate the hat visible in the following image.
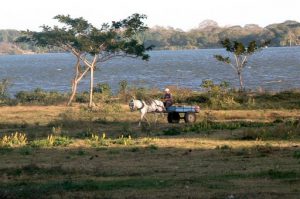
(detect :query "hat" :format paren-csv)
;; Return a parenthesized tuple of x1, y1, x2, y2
(164, 88, 170, 92)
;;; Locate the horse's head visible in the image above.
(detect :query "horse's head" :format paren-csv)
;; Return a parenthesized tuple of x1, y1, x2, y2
(129, 99, 135, 112)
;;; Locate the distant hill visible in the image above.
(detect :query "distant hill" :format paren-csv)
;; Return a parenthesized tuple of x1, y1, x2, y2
(1, 20, 300, 54)
(143, 20, 300, 50)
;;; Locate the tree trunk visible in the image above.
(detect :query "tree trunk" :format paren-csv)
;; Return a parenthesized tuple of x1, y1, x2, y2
(67, 80, 78, 106)
(89, 65, 94, 107)
(67, 58, 90, 106)
(238, 72, 244, 91)
(88, 55, 98, 107)
(67, 59, 81, 106)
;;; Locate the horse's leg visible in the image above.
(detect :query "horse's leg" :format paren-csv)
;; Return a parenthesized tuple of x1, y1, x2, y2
(139, 109, 149, 127)
(154, 113, 158, 125)
(139, 111, 145, 127)
(143, 114, 151, 126)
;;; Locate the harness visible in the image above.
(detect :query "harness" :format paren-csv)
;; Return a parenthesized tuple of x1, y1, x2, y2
(137, 100, 145, 110)
(153, 100, 166, 112)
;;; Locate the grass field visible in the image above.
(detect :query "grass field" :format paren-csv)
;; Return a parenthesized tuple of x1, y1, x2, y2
(0, 104, 300, 198)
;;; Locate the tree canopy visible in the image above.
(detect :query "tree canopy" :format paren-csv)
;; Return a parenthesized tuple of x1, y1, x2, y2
(214, 38, 269, 90)
(16, 13, 152, 106)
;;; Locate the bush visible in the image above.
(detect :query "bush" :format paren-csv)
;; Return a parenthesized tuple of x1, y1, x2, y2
(75, 92, 89, 103)
(93, 83, 111, 95)
(30, 135, 72, 148)
(118, 80, 128, 94)
(15, 88, 67, 105)
(199, 80, 241, 109)
(86, 133, 109, 147)
(0, 132, 27, 147)
(0, 79, 10, 102)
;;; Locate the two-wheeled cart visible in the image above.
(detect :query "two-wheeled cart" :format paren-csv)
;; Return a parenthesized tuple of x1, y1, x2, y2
(166, 105, 200, 123)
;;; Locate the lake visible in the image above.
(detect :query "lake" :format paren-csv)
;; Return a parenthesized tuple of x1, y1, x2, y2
(0, 47, 300, 95)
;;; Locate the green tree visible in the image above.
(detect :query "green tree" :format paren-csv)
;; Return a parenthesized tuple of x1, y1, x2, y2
(17, 14, 151, 107)
(214, 38, 269, 90)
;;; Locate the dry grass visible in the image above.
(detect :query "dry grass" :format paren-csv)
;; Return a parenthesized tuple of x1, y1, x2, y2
(0, 104, 300, 198)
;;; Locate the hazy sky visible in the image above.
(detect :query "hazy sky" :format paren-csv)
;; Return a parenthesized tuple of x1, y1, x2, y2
(1, 0, 300, 31)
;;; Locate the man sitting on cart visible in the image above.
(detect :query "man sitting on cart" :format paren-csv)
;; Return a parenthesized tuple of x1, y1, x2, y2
(163, 88, 173, 108)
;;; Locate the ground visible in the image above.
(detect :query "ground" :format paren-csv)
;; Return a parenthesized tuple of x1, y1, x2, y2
(0, 104, 299, 199)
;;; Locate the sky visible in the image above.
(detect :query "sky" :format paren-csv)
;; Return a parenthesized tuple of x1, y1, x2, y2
(1, 0, 300, 31)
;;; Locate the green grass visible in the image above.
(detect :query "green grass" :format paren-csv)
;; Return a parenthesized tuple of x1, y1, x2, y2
(0, 102, 300, 198)
(0, 178, 171, 198)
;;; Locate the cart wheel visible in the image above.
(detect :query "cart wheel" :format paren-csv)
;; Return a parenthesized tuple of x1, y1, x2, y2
(167, 112, 180, 123)
(184, 112, 196, 123)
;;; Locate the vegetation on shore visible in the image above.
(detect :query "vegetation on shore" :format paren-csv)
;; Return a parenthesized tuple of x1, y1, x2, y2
(0, 78, 299, 198)
(1, 20, 300, 54)
(1, 79, 300, 110)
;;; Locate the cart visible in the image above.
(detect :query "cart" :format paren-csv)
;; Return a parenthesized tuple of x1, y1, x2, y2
(166, 105, 200, 123)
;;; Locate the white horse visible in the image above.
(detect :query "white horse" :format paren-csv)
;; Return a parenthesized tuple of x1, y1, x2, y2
(129, 99, 165, 126)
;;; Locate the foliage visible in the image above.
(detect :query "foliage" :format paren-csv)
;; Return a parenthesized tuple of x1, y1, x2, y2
(93, 83, 111, 95)
(214, 39, 269, 90)
(117, 80, 130, 102)
(2, 20, 300, 54)
(30, 135, 72, 148)
(118, 80, 128, 94)
(113, 135, 133, 146)
(0, 79, 10, 103)
(87, 133, 109, 147)
(16, 13, 152, 107)
(15, 88, 67, 105)
(239, 120, 300, 140)
(0, 132, 27, 147)
(200, 80, 239, 109)
(87, 133, 133, 147)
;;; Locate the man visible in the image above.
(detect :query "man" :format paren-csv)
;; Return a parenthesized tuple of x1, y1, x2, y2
(163, 88, 173, 108)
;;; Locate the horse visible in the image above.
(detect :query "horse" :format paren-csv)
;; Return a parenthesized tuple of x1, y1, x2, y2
(129, 99, 165, 126)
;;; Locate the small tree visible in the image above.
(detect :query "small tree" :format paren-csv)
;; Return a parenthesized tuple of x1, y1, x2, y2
(214, 38, 269, 90)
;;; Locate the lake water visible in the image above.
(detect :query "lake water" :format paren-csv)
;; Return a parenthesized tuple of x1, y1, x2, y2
(0, 47, 300, 95)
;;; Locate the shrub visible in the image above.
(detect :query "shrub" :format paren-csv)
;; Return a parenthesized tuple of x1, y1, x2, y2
(75, 92, 89, 103)
(134, 87, 147, 100)
(0, 132, 27, 147)
(93, 83, 111, 95)
(118, 80, 128, 94)
(87, 133, 109, 147)
(200, 80, 240, 109)
(118, 80, 131, 102)
(15, 88, 67, 105)
(113, 135, 133, 146)
(30, 135, 72, 148)
(0, 78, 10, 103)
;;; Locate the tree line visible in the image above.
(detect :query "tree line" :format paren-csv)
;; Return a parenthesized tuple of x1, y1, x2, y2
(141, 20, 300, 49)
(0, 19, 300, 54)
